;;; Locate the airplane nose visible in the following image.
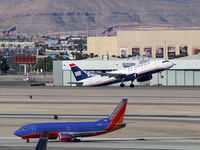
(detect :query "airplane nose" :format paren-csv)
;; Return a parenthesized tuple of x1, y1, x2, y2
(14, 129, 21, 137)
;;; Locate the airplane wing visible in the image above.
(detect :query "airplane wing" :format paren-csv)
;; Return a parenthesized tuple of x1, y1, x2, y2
(97, 72, 128, 80)
(35, 131, 48, 150)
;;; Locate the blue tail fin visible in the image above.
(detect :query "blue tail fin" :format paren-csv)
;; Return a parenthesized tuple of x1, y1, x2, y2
(69, 63, 89, 81)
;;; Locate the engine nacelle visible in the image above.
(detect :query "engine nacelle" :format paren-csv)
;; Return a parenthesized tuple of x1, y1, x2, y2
(137, 74, 152, 82)
(58, 133, 73, 141)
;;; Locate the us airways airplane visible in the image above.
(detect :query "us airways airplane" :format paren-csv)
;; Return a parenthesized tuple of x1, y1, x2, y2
(69, 60, 175, 87)
(69, 63, 135, 87)
(14, 98, 128, 142)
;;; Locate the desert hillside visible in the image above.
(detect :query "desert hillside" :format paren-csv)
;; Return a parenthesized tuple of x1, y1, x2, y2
(0, 0, 200, 33)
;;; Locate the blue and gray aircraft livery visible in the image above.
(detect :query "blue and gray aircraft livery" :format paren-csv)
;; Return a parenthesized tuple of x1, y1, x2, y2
(69, 60, 175, 87)
(14, 98, 128, 142)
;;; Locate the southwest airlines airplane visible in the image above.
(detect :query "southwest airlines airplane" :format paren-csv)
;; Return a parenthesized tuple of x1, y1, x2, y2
(69, 60, 175, 87)
(14, 98, 128, 142)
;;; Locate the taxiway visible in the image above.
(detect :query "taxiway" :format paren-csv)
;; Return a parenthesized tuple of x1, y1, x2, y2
(0, 86, 200, 149)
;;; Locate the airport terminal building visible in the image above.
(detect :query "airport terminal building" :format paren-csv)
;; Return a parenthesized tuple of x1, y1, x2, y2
(53, 55, 200, 87)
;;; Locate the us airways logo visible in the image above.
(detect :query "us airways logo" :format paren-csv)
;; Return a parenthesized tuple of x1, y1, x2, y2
(75, 71, 81, 76)
(109, 101, 124, 121)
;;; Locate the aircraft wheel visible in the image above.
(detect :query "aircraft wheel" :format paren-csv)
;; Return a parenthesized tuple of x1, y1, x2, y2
(26, 139, 30, 143)
(120, 83, 125, 87)
(130, 84, 135, 88)
(73, 138, 81, 142)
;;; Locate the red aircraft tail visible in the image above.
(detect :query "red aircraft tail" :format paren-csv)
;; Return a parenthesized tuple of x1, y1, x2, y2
(106, 98, 128, 130)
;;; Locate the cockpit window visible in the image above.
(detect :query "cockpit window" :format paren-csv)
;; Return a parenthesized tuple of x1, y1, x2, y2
(20, 127, 27, 131)
(162, 60, 169, 63)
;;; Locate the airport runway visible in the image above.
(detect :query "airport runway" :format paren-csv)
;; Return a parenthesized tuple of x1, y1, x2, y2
(1, 86, 200, 149)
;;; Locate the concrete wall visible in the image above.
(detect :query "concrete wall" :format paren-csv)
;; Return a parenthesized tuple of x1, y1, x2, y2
(87, 36, 118, 56)
(150, 70, 200, 86)
(53, 61, 63, 86)
(88, 30, 200, 59)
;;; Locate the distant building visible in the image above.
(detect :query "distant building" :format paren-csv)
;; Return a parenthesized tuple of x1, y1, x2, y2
(0, 41, 35, 49)
(87, 29, 200, 59)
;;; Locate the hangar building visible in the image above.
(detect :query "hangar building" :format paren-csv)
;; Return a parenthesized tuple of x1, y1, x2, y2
(53, 55, 200, 87)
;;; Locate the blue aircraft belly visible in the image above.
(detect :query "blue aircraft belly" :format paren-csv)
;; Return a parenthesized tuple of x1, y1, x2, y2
(93, 74, 135, 86)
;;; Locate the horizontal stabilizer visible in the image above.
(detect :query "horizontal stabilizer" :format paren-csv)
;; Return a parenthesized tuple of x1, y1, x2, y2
(68, 82, 84, 86)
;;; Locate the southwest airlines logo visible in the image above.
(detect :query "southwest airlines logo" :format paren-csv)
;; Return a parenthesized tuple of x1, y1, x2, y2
(109, 101, 124, 120)
(75, 71, 81, 77)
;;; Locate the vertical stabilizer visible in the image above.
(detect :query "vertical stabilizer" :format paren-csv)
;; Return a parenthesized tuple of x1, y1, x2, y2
(106, 98, 128, 129)
(69, 63, 89, 81)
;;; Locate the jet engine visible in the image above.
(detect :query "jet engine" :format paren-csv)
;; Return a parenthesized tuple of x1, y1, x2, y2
(58, 133, 73, 141)
(137, 74, 152, 82)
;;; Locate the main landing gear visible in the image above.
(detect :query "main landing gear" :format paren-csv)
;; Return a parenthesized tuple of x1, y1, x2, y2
(72, 138, 81, 142)
(26, 139, 30, 143)
(120, 81, 135, 88)
(160, 72, 164, 78)
(130, 80, 134, 88)
(120, 83, 125, 87)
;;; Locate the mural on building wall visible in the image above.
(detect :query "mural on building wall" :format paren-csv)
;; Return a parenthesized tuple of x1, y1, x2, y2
(192, 47, 200, 55)
(156, 47, 164, 58)
(179, 46, 188, 56)
(143, 47, 152, 57)
(132, 48, 140, 56)
(120, 48, 128, 57)
(168, 46, 176, 57)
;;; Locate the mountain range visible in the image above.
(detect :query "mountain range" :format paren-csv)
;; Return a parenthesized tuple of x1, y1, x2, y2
(1, 0, 200, 34)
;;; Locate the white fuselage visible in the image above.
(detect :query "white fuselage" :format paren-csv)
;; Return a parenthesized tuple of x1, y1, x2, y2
(108, 60, 174, 76)
(79, 60, 174, 86)
(82, 75, 117, 86)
